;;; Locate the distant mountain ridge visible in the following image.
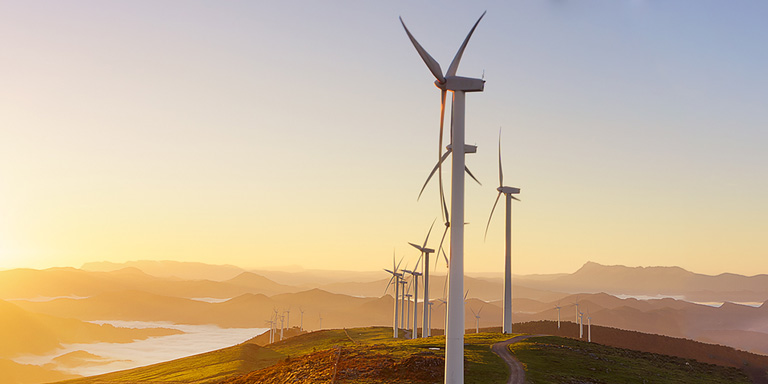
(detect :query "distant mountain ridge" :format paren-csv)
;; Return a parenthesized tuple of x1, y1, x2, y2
(517, 261, 768, 302)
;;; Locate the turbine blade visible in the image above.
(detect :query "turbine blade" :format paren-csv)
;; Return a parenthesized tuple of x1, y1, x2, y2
(464, 289, 469, 301)
(511, 195, 521, 202)
(423, 218, 436, 248)
(470, 307, 477, 316)
(446, 11, 487, 77)
(436, 224, 449, 270)
(484, 192, 502, 241)
(498, 129, 504, 187)
(417, 151, 452, 200)
(399, 17, 445, 83)
(465, 166, 481, 186)
(414, 254, 423, 271)
(408, 242, 423, 251)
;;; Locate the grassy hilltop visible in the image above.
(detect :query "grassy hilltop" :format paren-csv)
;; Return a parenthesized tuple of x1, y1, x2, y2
(54, 323, 763, 384)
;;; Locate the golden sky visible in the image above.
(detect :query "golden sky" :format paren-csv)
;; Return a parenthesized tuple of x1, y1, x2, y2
(1, 1, 767, 275)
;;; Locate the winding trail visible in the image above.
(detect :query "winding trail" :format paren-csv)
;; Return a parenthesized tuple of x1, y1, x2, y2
(491, 334, 544, 384)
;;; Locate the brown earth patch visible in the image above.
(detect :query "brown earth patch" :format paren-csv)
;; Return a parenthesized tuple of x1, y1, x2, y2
(218, 347, 444, 384)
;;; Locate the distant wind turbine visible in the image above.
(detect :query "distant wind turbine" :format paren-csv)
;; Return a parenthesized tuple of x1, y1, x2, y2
(403, 256, 423, 339)
(299, 307, 305, 331)
(470, 305, 484, 334)
(285, 307, 291, 330)
(265, 318, 275, 344)
(399, 278, 408, 333)
(318, 313, 323, 330)
(384, 253, 404, 338)
(404, 292, 413, 330)
(484, 129, 521, 334)
(401, 11, 487, 382)
(409, 221, 434, 338)
(587, 308, 592, 343)
(555, 303, 562, 330)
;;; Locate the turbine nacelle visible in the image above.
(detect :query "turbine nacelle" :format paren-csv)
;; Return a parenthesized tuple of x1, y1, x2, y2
(435, 76, 485, 92)
(498, 186, 521, 195)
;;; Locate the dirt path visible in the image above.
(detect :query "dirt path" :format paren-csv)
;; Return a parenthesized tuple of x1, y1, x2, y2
(491, 334, 543, 384)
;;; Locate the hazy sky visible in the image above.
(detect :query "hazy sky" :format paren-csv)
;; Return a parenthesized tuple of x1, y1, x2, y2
(2, 1, 767, 275)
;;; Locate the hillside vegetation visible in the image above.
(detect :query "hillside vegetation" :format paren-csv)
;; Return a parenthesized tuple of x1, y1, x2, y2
(54, 325, 764, 384)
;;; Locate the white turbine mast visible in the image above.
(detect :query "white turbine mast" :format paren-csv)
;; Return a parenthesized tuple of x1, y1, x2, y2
(469, 305, 484, 334)
(484, 129, 521, 334)
(587, 308, 592, 342)
(404, 292, 413, 330)
(384, 253, 405, 338)
(299, 307, 305, 331)
(403, 254, 423, 339)
(555, 302, 562, 330)
(409, 220, 435, 338)
(400, 11, 487, 384)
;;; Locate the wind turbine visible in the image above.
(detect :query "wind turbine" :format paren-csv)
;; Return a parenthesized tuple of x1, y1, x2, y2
(384, 254, 404, 337)
(404, 292, 413, 330)
(437, 298, 447, 331)
(318, 313, 323, 330)
(469, 305, 484, 334)
(571, 302, 584, 338)
(285, 307, 291, 331)
(484, 130, 521, 334)
(279, 313, 285, 341)
(409, 221, 434, 338)
(578, 310, 584, 339)
(555, 302, 562, 330)
(403, 257, 423, 339)
(399, 278, 409, 332)
(587, 308, 592, 343)
(265, 319, 275, 344)
(299, 307, 305, 331)
(401, 12, 487, 383)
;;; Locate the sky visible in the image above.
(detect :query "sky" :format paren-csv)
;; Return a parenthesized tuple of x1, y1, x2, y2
(1, 1, 767, 276)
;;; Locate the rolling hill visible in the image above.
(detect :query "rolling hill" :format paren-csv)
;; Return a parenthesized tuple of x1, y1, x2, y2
(0, 299, 181, 358)
(52, 325, 765, 384)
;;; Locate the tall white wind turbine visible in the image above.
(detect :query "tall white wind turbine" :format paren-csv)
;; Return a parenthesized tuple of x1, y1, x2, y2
(384, 254, 404, 337)
(318, 313, 323, 330)
(409, 221, 435, 338)
(299, 307, 305, 331)
(555, 303, 562, 330)
(484, 130, 521, 334)
(401, 12, 487, 383)
(587, 309, 592, 343)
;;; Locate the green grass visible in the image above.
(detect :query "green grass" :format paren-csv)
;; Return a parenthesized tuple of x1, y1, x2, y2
(54, 327, 755, 384)
(255, 327, 513, 383)
(509, 336, 751, 384)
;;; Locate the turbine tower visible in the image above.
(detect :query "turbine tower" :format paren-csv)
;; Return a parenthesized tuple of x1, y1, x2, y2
(299, 307, 305, 331)
(555, 303, 562, 330)
(384, 254, 404, 337)
(409, 221, 435, 338)
(404, 292, 413, 330)
(484, 130, 521, 334)
(587, 309, 592, 342)
(403, 266, 422, 339)
(470, 305, 483, 334)
(399, 278, 409, 332)
(401, 12, 486, 383)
